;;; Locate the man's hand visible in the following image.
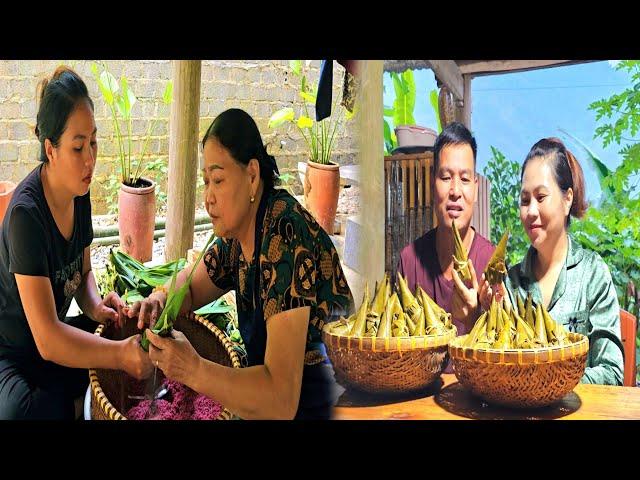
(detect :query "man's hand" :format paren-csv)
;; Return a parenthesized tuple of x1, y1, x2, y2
(451, 258, 480, 328)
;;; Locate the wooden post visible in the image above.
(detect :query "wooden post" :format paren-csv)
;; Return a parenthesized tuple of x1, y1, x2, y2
(358, 60, 385, 284)
(462, 74, 472, 130)
(165, 60, 202, 262)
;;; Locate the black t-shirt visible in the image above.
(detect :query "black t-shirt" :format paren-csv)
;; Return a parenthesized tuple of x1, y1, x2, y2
(0, 164, 93, 361)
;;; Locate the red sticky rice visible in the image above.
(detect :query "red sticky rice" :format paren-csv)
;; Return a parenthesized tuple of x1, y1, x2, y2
(126, 379, 224, 420)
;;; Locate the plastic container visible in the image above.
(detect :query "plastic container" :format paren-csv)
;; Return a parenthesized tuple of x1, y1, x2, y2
(395, 125, 437, 148)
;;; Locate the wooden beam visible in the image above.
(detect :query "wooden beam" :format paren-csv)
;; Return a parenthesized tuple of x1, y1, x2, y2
(457, 60, 595, 76)
(358, 60, 385, 287)
(165, 60, 202, 262)
(462, 74, 472, 129)
(384, 60, 430, 73)
(426, 60, 464, 101)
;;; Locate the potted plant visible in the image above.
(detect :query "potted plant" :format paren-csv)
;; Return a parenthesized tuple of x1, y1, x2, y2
(0, 181, 17, 226)
(383, 70, 441, 155)
(268, 60, 354, 235)
(92, 62, 173, 262)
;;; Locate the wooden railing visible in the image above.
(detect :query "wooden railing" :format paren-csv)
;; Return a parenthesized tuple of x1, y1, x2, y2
(384, 152, 490, 274)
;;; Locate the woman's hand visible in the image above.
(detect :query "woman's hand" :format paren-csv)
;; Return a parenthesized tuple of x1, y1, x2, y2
(119, 334, 154, 380)
(124, 291, 167, 330)
(146, 329, 201, 387)
(93, 291, 126, 328)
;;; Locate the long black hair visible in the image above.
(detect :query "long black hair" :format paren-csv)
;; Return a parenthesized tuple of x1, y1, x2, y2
(521, 138, 588, 225)
(35, 66, 94, 163)
(433, 121, 477, 173)
(202, 108, 279, 190)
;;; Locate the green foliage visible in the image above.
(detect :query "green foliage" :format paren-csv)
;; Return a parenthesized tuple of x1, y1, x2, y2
(104, 172, 121, 215)
(391, 71, 416, 127)
(569, 60, 640, 319)
(195, 296, 247, 364)
(105, 247, 187, 302)
(483, 146, 529, 268)
(383, 69, 441, 155)
(91, 62, 173, 187)
(103, 157, 168, 215)
(269, 60, 353, 165)
(145, 157, 169, 209)
(141, 233, 215, 351)
(276, 167, 299, 196)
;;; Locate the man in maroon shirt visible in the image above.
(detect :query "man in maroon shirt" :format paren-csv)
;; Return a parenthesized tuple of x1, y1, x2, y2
(397, 122, 495, 338)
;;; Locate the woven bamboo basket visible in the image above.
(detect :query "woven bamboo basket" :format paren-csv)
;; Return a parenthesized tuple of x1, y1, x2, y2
(449, 332, 589, 408)
(322, 325, 456, 393)
(88, 313, 241, 420)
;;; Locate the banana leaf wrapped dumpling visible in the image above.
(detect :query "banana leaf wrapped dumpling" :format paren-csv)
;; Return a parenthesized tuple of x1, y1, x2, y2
(396, 273, 425, 336)
(369, 274, 388, 317)
(484, 229, 509, 286)
(348, 283, 370, 337)
(327, 316, 354, 335)
(452, 219, 471, 283)
(376, 292, 399, 338)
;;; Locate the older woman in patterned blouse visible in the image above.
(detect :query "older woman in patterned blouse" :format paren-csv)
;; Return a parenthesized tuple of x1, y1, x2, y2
(127, 108, 354, 418)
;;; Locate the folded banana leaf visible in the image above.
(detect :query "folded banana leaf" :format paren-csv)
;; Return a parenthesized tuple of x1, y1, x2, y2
(517, 294, 525, 320)
(484, 230, 509, 285)
(348, 283, 370, 337)
(396, 273, 419, 314)
(194, 296, 234, 316)
(365, 312, 381, 337)
(524, 293, 534, 329)
(493, 315, 513, 349)
(452, 219, 471, 283)
(464, 311, 487, 347)
(369, 274, 388, 316)
(122, 289, 145, 305)
(327, 317, 352, 335)
(141, 233, 216, 351)
(412, 299, 426, 337)
(496, 303, 505, 333)
(396, 273, 425, 336)
(406, 315, 417, 336)
(422, 292, 446, 335)
(515, 309, 536, 348)
(542, 305, 570, 346)
(109, 248, 187, 298)
(376, 292, 398, 338)
(392, 311, 410, 337)
(486, 298, 498, 343)
(417, 286, 446, 318)
(474, 324, 493, 349)
(534, 303, 548, 347)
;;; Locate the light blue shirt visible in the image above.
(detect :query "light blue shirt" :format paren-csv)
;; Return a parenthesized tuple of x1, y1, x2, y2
(504, 235, 624, 386)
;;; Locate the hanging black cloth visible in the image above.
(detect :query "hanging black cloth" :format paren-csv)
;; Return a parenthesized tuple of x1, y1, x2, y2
(315, 60, 334, 121)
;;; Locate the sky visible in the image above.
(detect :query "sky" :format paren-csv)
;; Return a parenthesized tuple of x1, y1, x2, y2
(383, 60, 634, 204)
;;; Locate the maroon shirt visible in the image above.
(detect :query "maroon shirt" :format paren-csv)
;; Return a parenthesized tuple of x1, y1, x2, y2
(396, 226, 495, 337)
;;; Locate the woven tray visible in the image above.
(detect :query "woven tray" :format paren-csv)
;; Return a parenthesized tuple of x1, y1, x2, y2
(322, 326, 456, 394)
(89, 313, 241, 420)
(449, 332, 589, 408)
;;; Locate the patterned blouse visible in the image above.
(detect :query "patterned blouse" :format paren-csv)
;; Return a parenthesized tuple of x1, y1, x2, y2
(203, 188, 354, 365)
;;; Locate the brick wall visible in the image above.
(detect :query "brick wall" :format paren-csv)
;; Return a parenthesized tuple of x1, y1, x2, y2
(0, 60, 358, 214)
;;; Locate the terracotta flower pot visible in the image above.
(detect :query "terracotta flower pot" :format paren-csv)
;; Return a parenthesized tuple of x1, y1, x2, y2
(0, 181, 17, 227)
(303, 160, 340, 234)
(118, 178, 156, 262)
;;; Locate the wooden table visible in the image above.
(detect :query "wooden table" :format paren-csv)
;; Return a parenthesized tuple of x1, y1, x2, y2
(333, 374, 640, 420)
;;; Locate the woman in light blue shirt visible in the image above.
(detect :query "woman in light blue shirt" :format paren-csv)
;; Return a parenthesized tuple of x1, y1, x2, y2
(481, 138, 624, 386)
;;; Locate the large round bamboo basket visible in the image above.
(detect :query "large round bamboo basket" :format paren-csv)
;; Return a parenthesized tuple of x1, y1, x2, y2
(322, 325, 456, 393)
(449, 332, 589, 408)
(88, 313, 241, 420)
